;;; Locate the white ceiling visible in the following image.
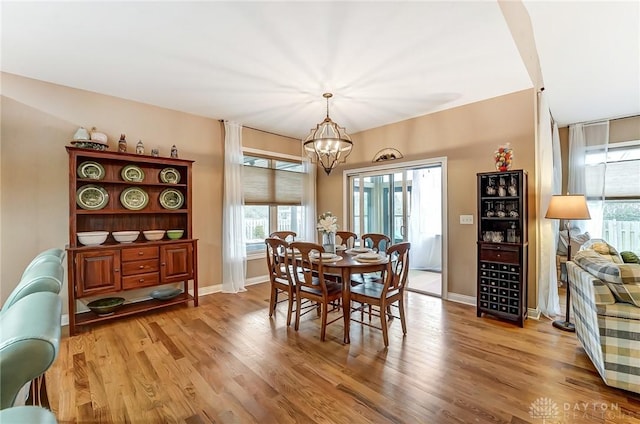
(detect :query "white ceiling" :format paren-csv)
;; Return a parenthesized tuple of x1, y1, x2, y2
(1, 1, 638, 139)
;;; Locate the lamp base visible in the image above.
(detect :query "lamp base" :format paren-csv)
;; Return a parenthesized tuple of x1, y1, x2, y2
(552, 320, 576, 332)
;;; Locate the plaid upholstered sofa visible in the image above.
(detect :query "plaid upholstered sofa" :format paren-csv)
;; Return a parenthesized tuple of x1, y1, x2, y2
(566, 240, 640, 394)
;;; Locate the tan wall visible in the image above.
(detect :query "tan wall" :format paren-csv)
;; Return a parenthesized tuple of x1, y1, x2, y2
(0, 73, 299, 312)
(316, 89, 538, 303)
(243, 127, 300, 157)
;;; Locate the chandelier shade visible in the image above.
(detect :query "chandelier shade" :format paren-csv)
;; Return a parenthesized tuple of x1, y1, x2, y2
(303, 93, 353, 175)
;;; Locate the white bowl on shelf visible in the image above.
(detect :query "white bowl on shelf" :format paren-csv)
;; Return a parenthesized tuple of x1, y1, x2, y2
(77, 231, 109, 246)
(143, 230, 165, 241)
(112, 230, 140, 243)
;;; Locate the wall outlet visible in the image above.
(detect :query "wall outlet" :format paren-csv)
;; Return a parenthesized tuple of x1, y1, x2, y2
(460, 214, 474, 225)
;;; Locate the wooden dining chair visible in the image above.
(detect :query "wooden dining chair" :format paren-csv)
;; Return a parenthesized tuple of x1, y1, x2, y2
(289, 241, 344, 341)
(350, 242, 411, 347)
(361, 233, 391, 253)
(352, 233, 392, 286)
(265, 237, 295, 326)
(269, 231, 296, 243)
(336, 231, 357, 249)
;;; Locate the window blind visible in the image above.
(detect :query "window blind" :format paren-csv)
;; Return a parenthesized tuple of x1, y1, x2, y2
(585, 143, 640, 199)
(244, 162, 302, 205)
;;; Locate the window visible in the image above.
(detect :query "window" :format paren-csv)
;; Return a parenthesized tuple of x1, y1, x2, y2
(585, 140, 640, 254)
(243, 154, 304, 253)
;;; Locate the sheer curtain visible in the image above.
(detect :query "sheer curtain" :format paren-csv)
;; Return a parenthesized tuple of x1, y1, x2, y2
(568, 124, 588, 232)
(582, 121, 610, 238)
(222, 121, 246, 293)
(408, 167, 441, 271)
(301, 158, 317, 242)
(568, 121, 609, 236)
(537, 92, 561, 317)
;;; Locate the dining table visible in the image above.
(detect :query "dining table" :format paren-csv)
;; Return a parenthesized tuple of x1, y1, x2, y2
(314, 248, 389, 344)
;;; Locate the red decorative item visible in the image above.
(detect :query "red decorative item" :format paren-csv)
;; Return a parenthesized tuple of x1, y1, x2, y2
(494, 143, 513, 171)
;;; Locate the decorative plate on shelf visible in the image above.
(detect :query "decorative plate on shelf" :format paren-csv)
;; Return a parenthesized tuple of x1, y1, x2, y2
(159, 188, 184, 210)
(120, 187, 149, 210)
(150, 288, 183, 300)
(160, 167, 181, 184)
(76, 185, 109, 210)
(121, 164, 145, 182)
(77, 161, 105, 180)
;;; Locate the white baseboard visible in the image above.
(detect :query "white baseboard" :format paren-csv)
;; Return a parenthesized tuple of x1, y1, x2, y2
(446, 292, 476, 306)
(527, 308, 541, 320)
(246, 275, 269, 286)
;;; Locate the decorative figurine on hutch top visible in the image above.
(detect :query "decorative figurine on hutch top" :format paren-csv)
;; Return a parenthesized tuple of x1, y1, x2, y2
(171, 145, 178, 158)
(118, 134, 127, 152)
(136, 140, 145, 155)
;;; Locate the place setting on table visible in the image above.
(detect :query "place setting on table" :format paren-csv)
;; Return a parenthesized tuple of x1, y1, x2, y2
(309, 251, 343, 263)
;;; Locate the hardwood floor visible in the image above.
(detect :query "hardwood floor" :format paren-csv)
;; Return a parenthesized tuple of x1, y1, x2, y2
(48, 282, 640, 423)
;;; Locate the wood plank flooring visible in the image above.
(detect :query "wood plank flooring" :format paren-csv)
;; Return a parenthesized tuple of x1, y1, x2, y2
(47, 282, 640, 423)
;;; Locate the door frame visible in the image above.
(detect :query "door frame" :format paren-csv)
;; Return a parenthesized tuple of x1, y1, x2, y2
(342, 157, 448, 299)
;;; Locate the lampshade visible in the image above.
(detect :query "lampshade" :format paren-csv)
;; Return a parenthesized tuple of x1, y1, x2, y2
(545, 194, 591, 220)
(303, 93, 353, 175)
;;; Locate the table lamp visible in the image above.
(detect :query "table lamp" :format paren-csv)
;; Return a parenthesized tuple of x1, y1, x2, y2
(545, 194, 591, 332)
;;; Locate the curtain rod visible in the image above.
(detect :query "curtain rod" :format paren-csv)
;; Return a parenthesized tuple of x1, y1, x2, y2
(219, 119, 299, 140)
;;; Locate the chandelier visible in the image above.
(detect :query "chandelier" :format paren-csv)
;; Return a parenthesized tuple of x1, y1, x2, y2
(303, 93, 353, 175)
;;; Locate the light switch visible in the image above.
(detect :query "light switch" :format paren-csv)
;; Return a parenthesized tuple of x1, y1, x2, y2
(460, 215, 474, 225)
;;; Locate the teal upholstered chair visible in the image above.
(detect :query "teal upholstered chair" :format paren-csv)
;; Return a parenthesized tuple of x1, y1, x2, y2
(0, 291, 62, 409)
(2, 262, 64, 314)
(0, 406, 58, 423)
(21, 248, 65, 279)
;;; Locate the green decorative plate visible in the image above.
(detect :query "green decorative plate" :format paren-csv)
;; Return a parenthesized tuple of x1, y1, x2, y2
(160, 167, 181, 184)
(77, 161, 105, 180)
(120, 187, 149, 210)
(121, 164, 145, 182)
(150, 288, 183, 300)
(159, 188, 184, 210)
(76, 185, 109, 210)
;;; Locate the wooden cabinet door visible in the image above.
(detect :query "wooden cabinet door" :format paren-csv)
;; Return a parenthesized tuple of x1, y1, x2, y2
(160, 242, 194, 282)
(75, 249, 121, 297)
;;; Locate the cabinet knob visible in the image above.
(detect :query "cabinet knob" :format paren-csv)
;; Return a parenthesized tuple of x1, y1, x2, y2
(138, 251, 144, 256)
(114, 268, 120, 272)
(139, 278, 145, 283)
(497, 254, 501, 258)
(161, 263, 166, 266)
(139, 265, 145, 269)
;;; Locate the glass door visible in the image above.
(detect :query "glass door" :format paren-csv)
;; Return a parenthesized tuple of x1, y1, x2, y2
(351, 173, 405, 241)
(347, 162, 444, 297)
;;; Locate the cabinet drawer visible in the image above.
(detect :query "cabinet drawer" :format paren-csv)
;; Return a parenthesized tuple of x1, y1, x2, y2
(122, 272, 160, 289)
(122, 246, 159, 262)
(122, 259, 159, 276)
(480, 248, 518, 264)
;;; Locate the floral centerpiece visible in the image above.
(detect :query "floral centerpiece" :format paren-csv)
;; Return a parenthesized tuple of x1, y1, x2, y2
(317, 211, 338, 253)
(317, 211, 338, 233)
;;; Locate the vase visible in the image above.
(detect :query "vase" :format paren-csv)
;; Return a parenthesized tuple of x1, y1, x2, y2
(494, 144, 513, 171)
(322, 232, 336, 254)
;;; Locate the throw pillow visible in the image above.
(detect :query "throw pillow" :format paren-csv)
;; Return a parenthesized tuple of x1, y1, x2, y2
(621, 251, 640, 264)
(605, 264, 640, 307)
(580, 239, 623, 263)
(557, 230, 590, 256)
(573, 250, 640, 307)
